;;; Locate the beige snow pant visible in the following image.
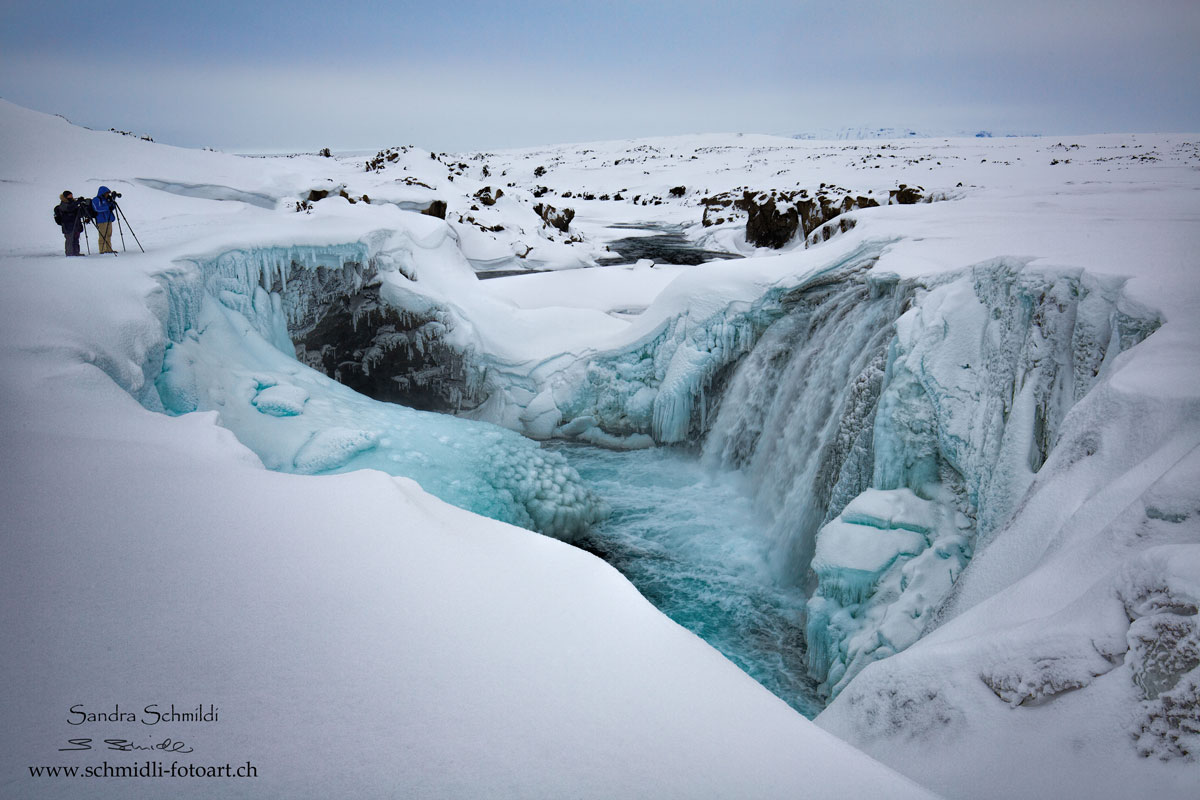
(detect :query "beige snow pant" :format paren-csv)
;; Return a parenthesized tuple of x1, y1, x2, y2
(96, 222, 115, 253)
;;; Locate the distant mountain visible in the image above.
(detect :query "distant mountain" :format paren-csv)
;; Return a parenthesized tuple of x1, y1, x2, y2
(791, 126, 1040, 140)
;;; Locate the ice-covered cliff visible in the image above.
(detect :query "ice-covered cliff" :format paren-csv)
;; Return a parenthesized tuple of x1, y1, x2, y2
(152, 241, 606, 542)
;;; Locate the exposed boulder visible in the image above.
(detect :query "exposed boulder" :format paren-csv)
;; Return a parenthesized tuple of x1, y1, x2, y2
(422, 200, 447, 219)
(307, 186, 368, 205)
(889, 184, 925, 204)
(473, 186, 503, 206)
(736, 191, 801, 248)
(533, 203, 575, 232)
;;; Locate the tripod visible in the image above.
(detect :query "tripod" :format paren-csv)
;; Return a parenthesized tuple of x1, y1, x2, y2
(110, 199, 145, 253)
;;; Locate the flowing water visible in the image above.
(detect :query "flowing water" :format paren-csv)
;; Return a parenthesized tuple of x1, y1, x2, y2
(547, 441, 824, 717)
(597, 223, 743, 265)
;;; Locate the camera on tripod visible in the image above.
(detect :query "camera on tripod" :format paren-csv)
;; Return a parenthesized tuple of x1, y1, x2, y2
(104, 190, 122, 201)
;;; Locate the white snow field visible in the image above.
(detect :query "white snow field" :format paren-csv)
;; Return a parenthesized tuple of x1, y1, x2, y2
(1, 97, 1198, 798)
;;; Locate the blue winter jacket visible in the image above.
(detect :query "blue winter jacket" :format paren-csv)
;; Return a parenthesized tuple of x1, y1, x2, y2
(92, 186, 116, 224)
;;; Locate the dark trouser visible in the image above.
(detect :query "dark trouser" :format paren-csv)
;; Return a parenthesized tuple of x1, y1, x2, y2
(62, 222, 82, 256)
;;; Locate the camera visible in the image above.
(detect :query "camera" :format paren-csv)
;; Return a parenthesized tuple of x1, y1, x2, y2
(106, 191, 122, 200)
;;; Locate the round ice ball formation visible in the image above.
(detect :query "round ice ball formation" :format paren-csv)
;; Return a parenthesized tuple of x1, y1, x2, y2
(482, 440, 608, 542)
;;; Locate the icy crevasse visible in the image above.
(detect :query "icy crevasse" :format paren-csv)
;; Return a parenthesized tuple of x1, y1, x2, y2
(151, 243, 605, 542)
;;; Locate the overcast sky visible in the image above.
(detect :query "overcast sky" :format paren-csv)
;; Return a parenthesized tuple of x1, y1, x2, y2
(2, 0, 1198, 152)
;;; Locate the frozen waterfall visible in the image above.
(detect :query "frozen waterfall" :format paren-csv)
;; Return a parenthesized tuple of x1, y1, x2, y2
(703, 259, 1160, 699)
(703, 271, 912, 587)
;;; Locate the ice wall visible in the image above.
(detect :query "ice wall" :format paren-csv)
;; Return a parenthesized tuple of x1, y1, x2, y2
(151, 244, 605, 542)
(159, 243, 373, 350)
(816, 262, 1159, 697)
(521, 241, 890, 448)
(702, 258, 1160, 699)
(872, 261, 1159, 537)
(550, 305, 775, 447)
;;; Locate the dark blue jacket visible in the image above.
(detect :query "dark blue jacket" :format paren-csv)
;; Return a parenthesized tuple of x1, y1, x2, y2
(92, 186, 116, 224)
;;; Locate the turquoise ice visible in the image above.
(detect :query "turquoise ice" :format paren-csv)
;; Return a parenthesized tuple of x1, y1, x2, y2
(152, 244, 605, 541)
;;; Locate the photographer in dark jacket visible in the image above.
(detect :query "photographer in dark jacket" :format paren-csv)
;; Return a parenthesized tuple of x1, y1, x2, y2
(54, 190, 85, 256)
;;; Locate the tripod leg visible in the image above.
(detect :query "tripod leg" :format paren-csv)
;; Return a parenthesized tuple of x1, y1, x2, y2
(116, 212, 126, 252)
(113, 202, 145, 253)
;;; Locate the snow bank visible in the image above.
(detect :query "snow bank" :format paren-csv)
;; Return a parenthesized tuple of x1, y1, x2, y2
(816, 299, 1200, 799)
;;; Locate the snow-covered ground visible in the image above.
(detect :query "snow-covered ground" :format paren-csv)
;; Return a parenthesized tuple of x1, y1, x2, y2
(1, 98, 1198, 798)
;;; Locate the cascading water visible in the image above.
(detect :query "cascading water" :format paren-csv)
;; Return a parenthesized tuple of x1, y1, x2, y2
(703, 274, 913, 589)
(698, 260, 1159, 700)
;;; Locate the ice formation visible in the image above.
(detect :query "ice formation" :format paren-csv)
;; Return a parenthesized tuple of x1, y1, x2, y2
(152, 235, 1160, 706)
(695, 258, 1160, 697)
(152, 244, 605, 541)
(331, 227, 1166, 704)
(702, 268, 911, 583)
(805, 488, 972, 697)
(523, 240, 890, 447)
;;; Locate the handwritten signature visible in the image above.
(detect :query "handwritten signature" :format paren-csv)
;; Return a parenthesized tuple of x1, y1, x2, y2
(60, 738, 193, 753)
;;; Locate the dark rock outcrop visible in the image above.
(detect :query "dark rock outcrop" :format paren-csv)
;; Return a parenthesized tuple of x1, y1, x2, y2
(296, 286, 484, 413)
(702, 186, 884, 249)
(737, 191, 802, 248)
(533, 203, 575, 232)
(889, 184, 925, 204)
(365, 145, 410, 172)
(473, 186, 503, 206)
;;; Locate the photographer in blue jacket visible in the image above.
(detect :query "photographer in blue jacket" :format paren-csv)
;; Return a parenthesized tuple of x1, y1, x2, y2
(92, 186, 120, 254)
